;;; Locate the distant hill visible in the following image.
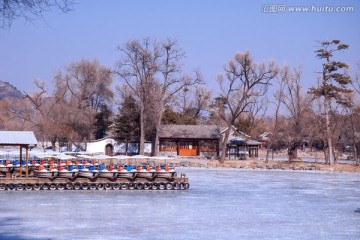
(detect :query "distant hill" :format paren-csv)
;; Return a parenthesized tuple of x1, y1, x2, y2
(0, 80, 24, 100)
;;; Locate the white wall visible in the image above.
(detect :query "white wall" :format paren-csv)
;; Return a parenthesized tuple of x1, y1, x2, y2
(86, 138, 117, 154)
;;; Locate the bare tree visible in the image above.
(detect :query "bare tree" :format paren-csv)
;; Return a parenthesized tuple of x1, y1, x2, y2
(265, 72, 286, 162)
(10, 80, 68, 150)
(240, 97, 269, 138)
(53, 59, 114, 148)
(351, 60, 360, 96)
(345, 103, 360, 166)
(0, 0, 73, 28)
(345, 60, 360, 165)
(214, 51, 278, 163)
(0, 97, 31, 130)
(278, 66, 313, 161)
(115, 38, 202, 155)
(151, 39, 202, 156)
(160, 86, 211, 125)
(115, 38, 161, 154)
(54, 59, 114, 113)
(16, 60, 114, 151)
(174, 86, 211, 121)
(307, 99, 328, 157)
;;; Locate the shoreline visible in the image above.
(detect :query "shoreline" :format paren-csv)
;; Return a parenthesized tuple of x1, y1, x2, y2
(165, 158, 360, 173)
(140, 149, 360, 173)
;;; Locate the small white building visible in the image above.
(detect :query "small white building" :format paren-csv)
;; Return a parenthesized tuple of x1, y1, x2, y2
(86, 138, 151, 156)
(86, 138, 117, 155)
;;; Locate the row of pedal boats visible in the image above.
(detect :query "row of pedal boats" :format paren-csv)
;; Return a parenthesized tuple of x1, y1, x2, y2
(0, 160, 176, 180)
(0, 181, 190, 191)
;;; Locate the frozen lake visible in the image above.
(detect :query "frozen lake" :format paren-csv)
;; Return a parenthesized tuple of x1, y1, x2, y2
(0, 168, 360, 239)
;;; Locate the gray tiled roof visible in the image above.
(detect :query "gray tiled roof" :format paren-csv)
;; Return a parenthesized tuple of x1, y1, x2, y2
(159, 125, 221, 139)
(0, 131, 38, 145)
(246, 140, 262, 146)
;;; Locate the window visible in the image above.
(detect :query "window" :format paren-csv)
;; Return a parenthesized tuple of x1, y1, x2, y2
(160, 141, 177, 151)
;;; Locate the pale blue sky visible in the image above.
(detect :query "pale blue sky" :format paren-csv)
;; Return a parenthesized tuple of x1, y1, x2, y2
(0, 0, 359, 94)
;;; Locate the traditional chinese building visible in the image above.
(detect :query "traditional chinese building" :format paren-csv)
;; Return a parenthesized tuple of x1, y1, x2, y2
(158, 125, 221, 158)
(223, 126, 261, 159)
(85, 125, 261, 159)
(158, 124, 261, 159)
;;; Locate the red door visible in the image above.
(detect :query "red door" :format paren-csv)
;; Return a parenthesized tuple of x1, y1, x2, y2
(179, 142, 197, 156)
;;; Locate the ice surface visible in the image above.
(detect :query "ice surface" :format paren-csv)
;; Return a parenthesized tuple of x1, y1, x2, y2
(0, 168, 360, 239)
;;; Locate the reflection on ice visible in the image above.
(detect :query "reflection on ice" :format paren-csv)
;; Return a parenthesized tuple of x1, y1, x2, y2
(0, 168, 359, 239)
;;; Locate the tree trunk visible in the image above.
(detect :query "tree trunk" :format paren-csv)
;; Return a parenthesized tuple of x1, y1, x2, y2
(265, 141, 272, 163)
(151, 93, 165, 156)
(265, 138, 274, 163)
(152, 129, 160, 157)
(350, 111, 359, 166)
(220, 125, 232, 163)
(323, 146, 328, 164)
(287, 144, 297, 162)
(324, 97, 334, 165)
(139, 102, 145, 155)
(151, 128, 157, 157)
(332, 147, 337, 164)
(151, 106, 164, 156)
(265, 148, 270, 163)
(51, 140, 56, 152)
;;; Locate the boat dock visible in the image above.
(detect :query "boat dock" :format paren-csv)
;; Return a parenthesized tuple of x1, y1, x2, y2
(0, 174, 189, 191)
(0, 131, 190, 191)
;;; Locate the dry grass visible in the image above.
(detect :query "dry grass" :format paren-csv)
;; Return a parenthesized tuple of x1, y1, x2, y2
(105, 156, 360, 173)
(165, 157, 360, 173)
(109, 149, 360, 173)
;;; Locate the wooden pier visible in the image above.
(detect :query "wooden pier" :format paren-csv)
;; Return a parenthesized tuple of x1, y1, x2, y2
(0, 174, 190, 191)
(0, 131, 190, 191)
